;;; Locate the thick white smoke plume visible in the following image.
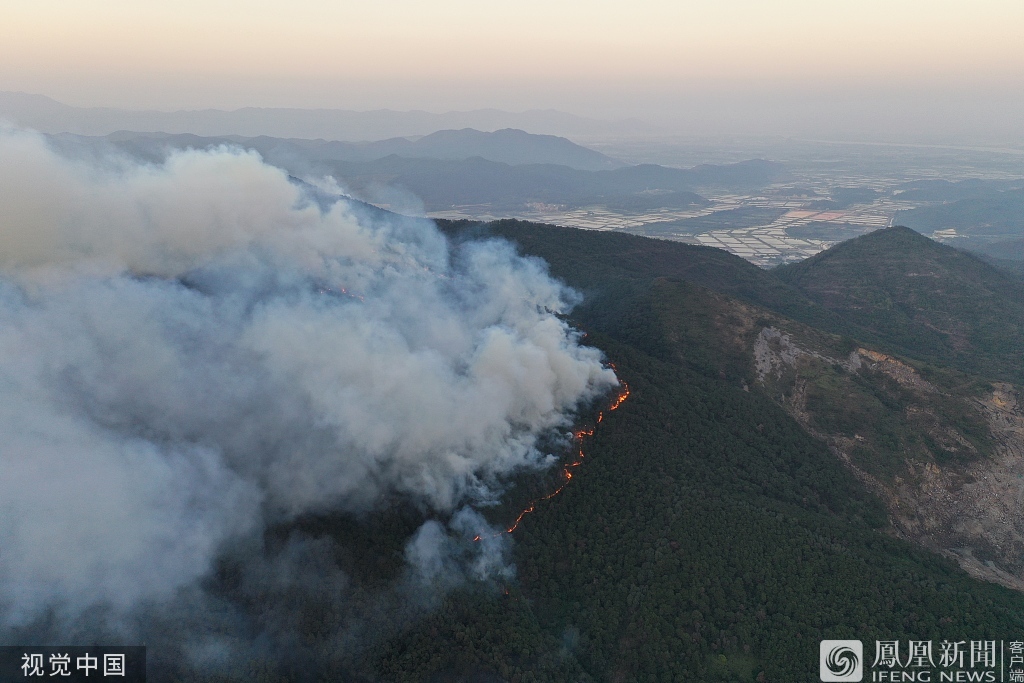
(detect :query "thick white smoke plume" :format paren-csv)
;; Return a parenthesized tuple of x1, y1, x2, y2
(0, 128, 616, 626)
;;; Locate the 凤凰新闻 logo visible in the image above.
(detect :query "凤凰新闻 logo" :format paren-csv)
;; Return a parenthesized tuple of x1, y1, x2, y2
(821, 640, 864, 682)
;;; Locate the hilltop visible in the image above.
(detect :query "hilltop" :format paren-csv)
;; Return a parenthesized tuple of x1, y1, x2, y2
(775, 225, 1024, 382)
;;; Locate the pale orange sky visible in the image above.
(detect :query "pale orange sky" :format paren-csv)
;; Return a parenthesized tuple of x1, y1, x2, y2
(1, 0, 1023, 135)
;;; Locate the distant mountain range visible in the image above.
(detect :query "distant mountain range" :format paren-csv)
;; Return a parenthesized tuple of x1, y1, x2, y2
(2, 94, 790, 215)
(0, 91, 651, 140)
(893, 181, 1024, 266)
(47, 130, 786, 213)
(69, 128, 626, 172)
(894, 178, 1024, 203)
(312, 157, 780, 212)
(897, 188, 1024, 241)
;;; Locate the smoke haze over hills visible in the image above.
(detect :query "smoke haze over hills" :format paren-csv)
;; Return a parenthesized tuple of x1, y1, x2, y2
(0, 127, 616, 630)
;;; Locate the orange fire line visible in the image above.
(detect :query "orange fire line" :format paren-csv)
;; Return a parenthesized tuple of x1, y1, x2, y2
(473, 378, 630, 541)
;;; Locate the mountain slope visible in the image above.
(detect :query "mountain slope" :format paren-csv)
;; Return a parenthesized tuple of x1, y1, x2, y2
(969, 237, 1024, 263)
(478, 220, 1024, 588)
(358, 221, 1024, 683)
(460, 219, 854, 335)
(776, 226, 1024, 382)
(113, 215, 1024, 682)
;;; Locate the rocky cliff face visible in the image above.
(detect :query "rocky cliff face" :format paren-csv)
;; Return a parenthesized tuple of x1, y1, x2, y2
(754, 326, 1024, 591)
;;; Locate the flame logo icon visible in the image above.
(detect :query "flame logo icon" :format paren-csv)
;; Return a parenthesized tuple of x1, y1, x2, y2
(826, 646, 859, 678)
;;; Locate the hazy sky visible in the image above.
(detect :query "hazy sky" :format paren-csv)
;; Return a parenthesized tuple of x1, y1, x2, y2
(2, 0, 1023, 137)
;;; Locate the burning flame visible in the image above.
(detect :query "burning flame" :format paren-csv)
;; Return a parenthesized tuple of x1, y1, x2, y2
(474, 376, 630, 541)
(607, 386, 629, 411)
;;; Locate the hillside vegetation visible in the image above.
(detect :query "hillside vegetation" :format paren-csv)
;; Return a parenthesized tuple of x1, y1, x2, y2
(776, 226, 1024, 383)
(161, 221, 1024, 683)
(367, 221, 1024, 682)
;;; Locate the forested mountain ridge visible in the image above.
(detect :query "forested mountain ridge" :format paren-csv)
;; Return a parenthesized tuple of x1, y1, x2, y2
(373, 220, 1024, 682)
(461, 219, 851, 333)
(468, 220, 1024, 590)
(638, 276, 1024, 592)
(160, 219, 1024, 682)
(775, 226, 1024, 383)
